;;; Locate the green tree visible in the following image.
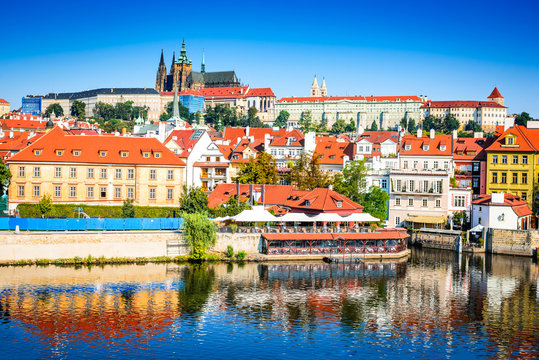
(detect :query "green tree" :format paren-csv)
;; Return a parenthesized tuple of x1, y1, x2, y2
(235, 151, 278, 184)
(210, 196, 252, 216)
(114, 101, 134, 120)
(204, 105, 240, 127)
(345, 118, 357, 133)
(94, 102, 115, 121)
(452, 210, 470, 230)
(165, 101, 192, 122)
(121, 199, 135, 218)
(333, 159, 368, 202)
(179, 185, 209, 214)
(70, 100, 86, 120)
(360, 186, 390, 223)
(407, 118, 416, 133)
(287, 152, 333, 190)
(182, 212, 216, 260)
(464, 120, 482, 132)
(132, 105, 148, 120)
(299, 111, 313, 131)
(515, 112, 533, 127)
(44, 103, 64, 117)
(399, 117, 408, 131)
(331, 118, 347, 134)
(317, 117, 328, 132)
(369, 120, 378, 131)
(422, 115, 440, 132)
(442, 114, 460, 133)
(273, 110, 290, 128)
(0, 159, 12, 195)
(38, 194, 53, 218)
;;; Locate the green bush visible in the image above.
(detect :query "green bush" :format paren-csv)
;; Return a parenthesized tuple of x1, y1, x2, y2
(183, 212, 217, 260)
(236, 250, 247, 260)
(17, 203, 181, 218)
(226, 245, 234, 258)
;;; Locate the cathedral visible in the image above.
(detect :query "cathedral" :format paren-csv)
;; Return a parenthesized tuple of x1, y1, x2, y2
(155, 39, 241, 92)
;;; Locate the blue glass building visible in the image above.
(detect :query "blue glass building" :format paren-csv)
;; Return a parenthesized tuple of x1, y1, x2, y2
(21, 96, 42, 115)
(179, 94, 204, 114)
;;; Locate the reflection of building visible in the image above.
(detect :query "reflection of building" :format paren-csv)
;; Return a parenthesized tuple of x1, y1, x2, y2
(7, 127, 185, 210)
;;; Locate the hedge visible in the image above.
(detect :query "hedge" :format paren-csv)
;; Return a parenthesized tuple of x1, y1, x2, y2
(17, 203, 181, 218)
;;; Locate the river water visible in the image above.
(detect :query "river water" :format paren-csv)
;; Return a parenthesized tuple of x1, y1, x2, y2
(0, 248, 537, 359)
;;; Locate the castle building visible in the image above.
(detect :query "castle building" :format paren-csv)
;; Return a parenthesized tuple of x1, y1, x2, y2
(155, 39, 241, 93)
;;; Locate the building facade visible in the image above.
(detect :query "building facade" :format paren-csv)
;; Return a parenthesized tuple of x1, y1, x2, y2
(21, 96, 41, 115)
(0, 99, 10, 117)
(6, 127, 185, 210)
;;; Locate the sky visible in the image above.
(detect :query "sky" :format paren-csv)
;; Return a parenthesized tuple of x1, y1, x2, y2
(1, 0, 538, 116)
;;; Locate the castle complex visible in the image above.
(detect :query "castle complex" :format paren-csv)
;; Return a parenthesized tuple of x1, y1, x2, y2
(155, 39, 241, 92)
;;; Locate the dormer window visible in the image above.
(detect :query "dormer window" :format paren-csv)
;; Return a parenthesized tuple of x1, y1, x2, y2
(305, 200, 310, 206)
(506, 136, 514, 145)
(329, 155, 335, 159)
(99, 150, 107, 157)
(423, 145, 429, 151)
(143, 152, 150, 158)
(405, 145, 411, 151)
(154, 152, 162, 158)
(55, 150, 64, 156)
(440, 145, 446, 151)
(336, 201, 342, 208)
(120, 151, 129, 158)
(73, 150, 81, 156)
(33, 149, 42, 156)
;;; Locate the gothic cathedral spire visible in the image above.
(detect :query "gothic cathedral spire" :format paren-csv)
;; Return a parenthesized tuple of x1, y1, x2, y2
(155, 49, 167, 92)
(320, 77, 327, 97)
(311, 75, 320, 97)
(201, 49, 206, 74)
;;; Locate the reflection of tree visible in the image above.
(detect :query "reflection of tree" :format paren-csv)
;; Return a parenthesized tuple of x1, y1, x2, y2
(120, 289, 135, 310)
(178, 265, 216, 318)
(0, 298, 10, 324)
(340, 297, 365, 333)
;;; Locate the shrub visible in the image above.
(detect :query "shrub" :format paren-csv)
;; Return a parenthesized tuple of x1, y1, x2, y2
(236, 250, 247, 260)
(17, 203, 181, 218)
(226, 245, 234, 258)
(121, 199, 135, 218)
(182, 212, 217, 260)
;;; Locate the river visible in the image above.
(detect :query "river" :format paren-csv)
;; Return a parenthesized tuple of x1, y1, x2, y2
(0, 248, 537, 359)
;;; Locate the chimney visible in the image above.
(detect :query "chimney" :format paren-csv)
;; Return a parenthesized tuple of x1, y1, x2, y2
(430, 128, 435, 140)
(491, 192, 505, 204)
(504, 117, 514, 132)
(416, 128, 422, 139)
(452, 129, 457, 140)
(122, 127, 126, 136)
(264, 133, 271, 150)
(246, 126, 250, 137)
(9, 131, 13, 139)
(249, 184, 254, 206)
(236, 181, 240, 205)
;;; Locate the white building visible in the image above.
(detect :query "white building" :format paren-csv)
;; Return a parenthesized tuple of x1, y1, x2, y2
(471, 193, 534, 230)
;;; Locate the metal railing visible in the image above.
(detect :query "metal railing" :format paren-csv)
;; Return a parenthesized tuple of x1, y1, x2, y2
(217, 225, 374, 234)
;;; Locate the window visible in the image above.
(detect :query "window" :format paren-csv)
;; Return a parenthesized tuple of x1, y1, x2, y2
(167, 188, 173, 200)
(336, 201, 342, 208)
(69, 186, 76, 197)
(54, 186, 61, 198)
(87, 186, 94, 198)
(502, 155, 507, 164)
(56, 150, 64, 156)
(120, 151, 128, 158)
(409, 180, 415, 192)
(501, 172, 507, 184)
(422, 198, 428, 207)
(167, 170, 174, 180)
(492, 155, 498, 164)
(143, 152, 150, 158)
(506, 136, 514, 145)
(513, 173, 518, 184)
(395, 217, 401, 226)
(381, 179, 388, 189)
(114, 187, 121, 198)
(115, 169, 122, 179)
(395, 197, 401, 206)
(100, 187, 107, 198)
(100, 168, 107, 179)
(88, 168, 94, 178)
(444, 161, 449, 170)
(473, 163, 479, 172)
(523, 155, 528, 164)
(473, 178, 479, 188)
(128, 169, 134, 179)
(512, 155, 518, 164)
(70, 167, 77, 178)
(408, 198, 414, 207)
(433, 161, 439, 169)
(149, 188, 156, 199)
(34, 149, 41, 156)
(206, 156, 211, 162)
(423, 161, 428, 169)
(18, 167, 25, 177)
(33, 185, 40, 197)
(154, 152, 161, 158)
(150, 169, 156, 180)
(522, 192, 527, 201)
(413, 161, 418, 169)
(435, 199, 441, 208)
(18, 185, 24, 197)
(454, 195, 465, 207)
(33, 167, 40, 177)
(403, 161, 408, 169)
(99, 151, 107, 157)
(435, 181, 442, 193)
(55, 167, 62, 177)
(522, 173, 527, 184)
(396, 180, 402, 191)
(73, 150, 81, 157)
(492, 172, 497, 183)
(127, 187, 134, 199)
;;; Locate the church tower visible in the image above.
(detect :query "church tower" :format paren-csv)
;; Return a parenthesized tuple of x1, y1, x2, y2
(155, 49, 167, 92)
(172, 37, 193, 92)
(320, 77, 327, 97)
(311, 75, 320, 97)
(201, 50, 206, 74)
(487, 87, 504, 106)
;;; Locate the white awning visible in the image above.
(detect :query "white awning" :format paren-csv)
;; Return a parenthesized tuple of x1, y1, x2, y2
(231, 206, 279, 222)
(340, 213, 379, 222)
(211, 216, 232, 222)
(311, 213, 347, 222)
(276, 212, 318, 222)
(470, 224, 484, 233)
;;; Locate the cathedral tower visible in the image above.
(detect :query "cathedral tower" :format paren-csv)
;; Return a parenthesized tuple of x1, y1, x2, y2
(311, 75, 320, 97)
(171, 38, 193, 92)
(155, 49, 167, 92)
(487, 87, 504, 106)
(320, 77, 327, 97)
(201, 50, 206, 74)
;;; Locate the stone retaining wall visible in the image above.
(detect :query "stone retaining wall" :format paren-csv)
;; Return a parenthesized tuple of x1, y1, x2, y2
(411, 231, 460, 251)
(489, 229, 539, 257)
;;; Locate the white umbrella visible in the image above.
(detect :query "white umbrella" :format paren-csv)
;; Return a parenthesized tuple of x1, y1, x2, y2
(211, 216, 232, 222)
(231, 206, 279, 222)
(311, 213, 346, 222)
(340, 212, 379, 222)
(277, 212, 318, 222)
(470, 224, 484, 233)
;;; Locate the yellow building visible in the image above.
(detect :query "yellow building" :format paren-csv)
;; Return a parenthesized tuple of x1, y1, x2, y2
(6, 127, 185, 211)
(485, 125, 538, 207)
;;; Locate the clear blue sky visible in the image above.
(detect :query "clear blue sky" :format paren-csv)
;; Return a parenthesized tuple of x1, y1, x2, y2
(1, 0, 538, 117)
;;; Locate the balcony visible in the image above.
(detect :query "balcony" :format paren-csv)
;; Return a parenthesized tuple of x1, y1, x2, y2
(391, 188, 442, 195)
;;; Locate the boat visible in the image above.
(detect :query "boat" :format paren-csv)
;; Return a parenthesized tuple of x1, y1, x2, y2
(323, 257, 364, 264)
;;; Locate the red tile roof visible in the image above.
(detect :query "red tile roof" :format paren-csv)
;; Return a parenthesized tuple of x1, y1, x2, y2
(284, 188, 363, 214)
(0, 131, 46, 153)
(0, 99, 9, 104)
(262, 232, 408, 241)
(485, 125, 538, 152)
(0, 119, 47, 130)
(314, 139, 354, 165)
(358, 131, 399, 144)
(472, 193, 532, 217)
(8, 127, 186, 166)
(246, 88, 275, 97)
(277, 95, 424, 104)
(164, 129, 201, 158)
(421, 100, 505, 109)
(399, 134, 453, 156)
(488, 87, 503, 99)
(452, 137, 492, 161)
(208, 184, 296, 208)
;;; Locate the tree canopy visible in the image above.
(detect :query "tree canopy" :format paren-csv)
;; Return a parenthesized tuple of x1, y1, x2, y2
(287, 152, 333, 190)
(182, 212, 216, 260)
(70, 100, 86, 120)
(331, 118, 346, 134)
(299, 111, 313, 131)
(515, 112, 533, 127)
(44, 103, 64, 117)
(235, 151, 278, 184)
(0, 159, 12, 196)
(369, 120, 378, 131)
(179, 185, 209, 214)
(345, 118, 356, 133)
(273, 110, 290, 128)
(407, 118, 416, 133)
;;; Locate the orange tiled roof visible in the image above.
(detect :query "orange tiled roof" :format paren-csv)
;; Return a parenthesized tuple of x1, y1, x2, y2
(399, 134, 453, 156)
(284, 188, 363, 213)
(314, 139, 354, 165)
(485, 125, 538, 153)
(452, 137, 491, 161)
(472, 193, 532, 217)
(0, 99, 9, 104)
(8, 127, 186, 166)
(421, 100, 505, 109)
(0, 131, 46, 153)
(1, 119, 47, 130)
(488, 87, 503, 99)
(277, 95, 424, 104)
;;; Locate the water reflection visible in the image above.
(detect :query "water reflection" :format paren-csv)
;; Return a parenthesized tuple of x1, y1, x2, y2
(0, 250, 537, 359)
